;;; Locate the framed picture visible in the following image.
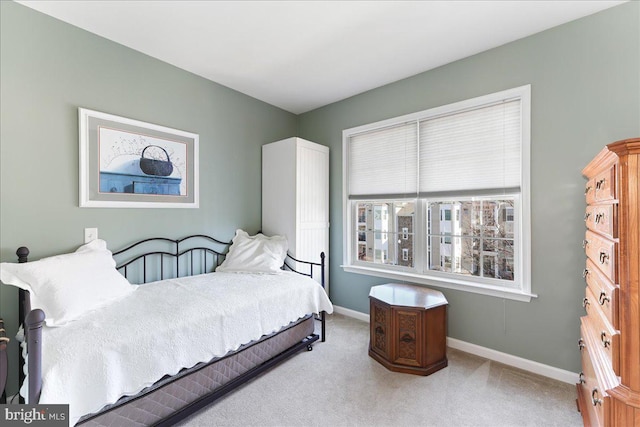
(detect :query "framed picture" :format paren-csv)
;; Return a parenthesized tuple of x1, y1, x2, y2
(79, 108, 199, 208)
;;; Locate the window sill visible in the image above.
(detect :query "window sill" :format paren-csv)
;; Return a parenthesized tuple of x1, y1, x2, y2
(342, 265, 537, 302)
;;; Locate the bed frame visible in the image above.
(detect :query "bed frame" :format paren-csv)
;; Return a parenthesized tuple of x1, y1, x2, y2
(15, 234, 327, 425)
(0, 317, 8, 403)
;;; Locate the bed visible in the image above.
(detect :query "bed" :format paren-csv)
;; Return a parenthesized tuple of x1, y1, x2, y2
(0, 230, 332, 426)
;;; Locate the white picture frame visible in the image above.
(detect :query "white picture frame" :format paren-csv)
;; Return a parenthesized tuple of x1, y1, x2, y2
(79, 108, 199, 208)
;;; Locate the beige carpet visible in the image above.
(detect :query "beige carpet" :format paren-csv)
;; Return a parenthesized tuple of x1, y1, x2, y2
(177, 313, 582, 427)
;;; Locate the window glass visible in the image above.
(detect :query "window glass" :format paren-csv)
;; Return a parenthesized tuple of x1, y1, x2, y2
(426, 199, 515, 281)
(355, 201, 415, 268)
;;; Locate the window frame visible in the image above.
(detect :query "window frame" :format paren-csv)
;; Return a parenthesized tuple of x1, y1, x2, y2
(342, 85, 534, 302)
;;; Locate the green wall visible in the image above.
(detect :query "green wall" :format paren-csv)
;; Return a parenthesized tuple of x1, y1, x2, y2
(298, 2, 640, 373)
(0, 1, 297, 395)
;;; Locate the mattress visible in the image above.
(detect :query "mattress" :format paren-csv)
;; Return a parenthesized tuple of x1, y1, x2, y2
(78, 316, 315, 426)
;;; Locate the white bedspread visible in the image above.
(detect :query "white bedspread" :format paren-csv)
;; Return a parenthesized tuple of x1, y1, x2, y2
(34, 271, 333, 425)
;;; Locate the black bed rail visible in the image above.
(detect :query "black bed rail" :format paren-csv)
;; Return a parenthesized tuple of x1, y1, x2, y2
(0, 317, 8, 403)
(283, 252, 325, 282)
(113, 234, 230, 255)
(17, 246, 29, 404)
(26, 309, 45, 404)
(283, 252, 326, 342)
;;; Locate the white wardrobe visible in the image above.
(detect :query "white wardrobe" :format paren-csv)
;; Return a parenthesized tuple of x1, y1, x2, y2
(262, 137, 329, 292)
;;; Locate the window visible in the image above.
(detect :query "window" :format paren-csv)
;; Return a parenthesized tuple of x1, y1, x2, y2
(342, 85, 532, 301)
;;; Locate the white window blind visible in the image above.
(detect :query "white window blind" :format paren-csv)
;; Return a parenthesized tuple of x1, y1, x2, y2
(419, 99, 521, 195)
(348, 122, 417, 198)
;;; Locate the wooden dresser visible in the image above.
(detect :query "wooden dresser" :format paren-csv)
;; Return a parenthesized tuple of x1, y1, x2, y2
(369, 283, 448, 376)
(577, 138, 640, 426)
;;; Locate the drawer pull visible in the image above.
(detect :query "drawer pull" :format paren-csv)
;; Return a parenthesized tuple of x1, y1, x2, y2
(598, 291, 610, 305)
(583, 269, 590, 279)
(600, 331, 611, 348)
(591, 389, 603, 406)
(595, 213, 604, 224)
(582, 239, 589, 249)
(400, 334, 414, 343)
(596, 178, 606, 190)
(584, 212, 591, 221)
(585, 186, 592, 195)
(578, 338, 586, 350)
(582, 297, 590, 309)
(599, 251, 609, 264)
(579, 372, 586, 384)
(375, 326, 384, 335)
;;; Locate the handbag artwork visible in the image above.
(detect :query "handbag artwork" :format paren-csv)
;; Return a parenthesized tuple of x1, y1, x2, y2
(139, 145, 174, 176)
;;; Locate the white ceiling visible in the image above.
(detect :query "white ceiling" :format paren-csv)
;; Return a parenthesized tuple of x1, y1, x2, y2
(18, 0, 626, 114)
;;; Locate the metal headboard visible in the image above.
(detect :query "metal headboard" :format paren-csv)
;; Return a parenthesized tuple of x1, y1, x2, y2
(112, 234, 230, 283)
(111, 234, 326, 285)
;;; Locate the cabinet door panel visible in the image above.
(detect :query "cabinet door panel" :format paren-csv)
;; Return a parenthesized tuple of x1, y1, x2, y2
(370, 300, 391, 359)
(392, 309, 422, 367)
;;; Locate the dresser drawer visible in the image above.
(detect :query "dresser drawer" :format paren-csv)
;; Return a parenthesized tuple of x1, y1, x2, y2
(583, 304, 620, 375)
(584, 230, 617, 283)
(594, 166, 616, 202)
(584, 259, 619, 329)
(585, 204, 618, 239)
(578, 324, 610, 427)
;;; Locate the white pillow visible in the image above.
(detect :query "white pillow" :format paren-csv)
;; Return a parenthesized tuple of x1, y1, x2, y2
(216, 229, 288, 274)
(0, 239, 134, 327)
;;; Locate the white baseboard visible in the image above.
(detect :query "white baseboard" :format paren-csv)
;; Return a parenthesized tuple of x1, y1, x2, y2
(332, 305, 578, 384)
(333, 305, 370, 322)
(446, 337, 578, 384)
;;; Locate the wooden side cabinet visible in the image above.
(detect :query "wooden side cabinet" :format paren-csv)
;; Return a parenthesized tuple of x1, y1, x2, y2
(369, 283, 448, 376)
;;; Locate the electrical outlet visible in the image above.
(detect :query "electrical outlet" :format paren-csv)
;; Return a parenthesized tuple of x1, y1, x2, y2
(84, 228, 98, 243)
